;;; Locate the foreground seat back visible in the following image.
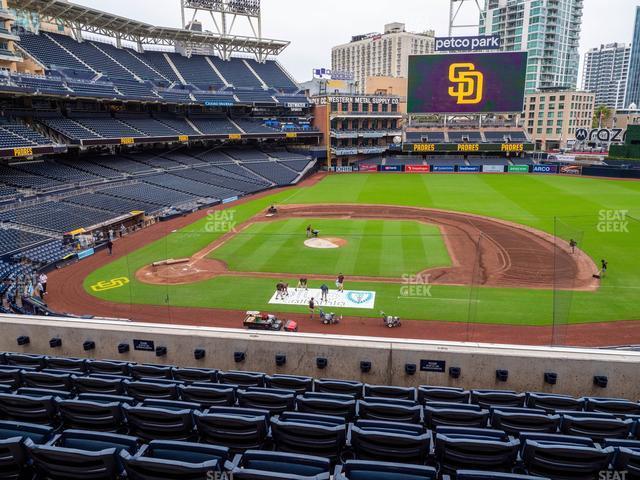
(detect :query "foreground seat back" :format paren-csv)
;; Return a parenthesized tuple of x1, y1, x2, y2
(525, 393, 584, 413)
(57, 399, 125, 432)
(194, 408, 269, 452)
(491, 407, 560, 436)
(238, 388, 296, 415)
(424, 403, 489, 429)
(560, 412, 633, 441)
(26, 429, 139, 480)
(22, 371, 72, 391)
(218, 371, 265, 388)
(435, 430, 520, 474)
(471, 390, 525, 409)
(124, 380, 179, 402)
(335, 459, 437, 480)
(350, 420, 430, 464)
(0, 393, 57, 424)
(357, 398, 422, 424)
(121, 440, 229, 479)
(123, 404, 195, 441)
(314, 379, 363, 398)
(419, 386, 470, 404)
(180, 384, 237, 407)
(72, 375, 126, 395)
(129, 364, 174, 381)
(0, 421, 54, 480)
(172, 368, 218, 384)
(296, 393, 357, 422)
(271, 412, 346, 460)
(364, 385, 416, 401)
(235, 450, 330, 479)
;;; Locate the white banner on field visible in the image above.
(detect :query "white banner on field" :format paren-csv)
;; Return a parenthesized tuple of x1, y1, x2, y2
(268, 288, 376, 310)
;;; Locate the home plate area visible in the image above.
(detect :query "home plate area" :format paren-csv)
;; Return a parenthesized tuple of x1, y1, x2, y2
(269, 288, 376, 309)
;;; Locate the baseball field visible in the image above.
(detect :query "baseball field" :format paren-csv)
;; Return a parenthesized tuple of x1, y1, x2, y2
(73, 173, 640, 335)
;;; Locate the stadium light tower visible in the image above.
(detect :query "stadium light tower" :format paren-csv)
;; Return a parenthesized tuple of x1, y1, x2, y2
(448, 0, 486, 36)
(180, 0, 263, 58)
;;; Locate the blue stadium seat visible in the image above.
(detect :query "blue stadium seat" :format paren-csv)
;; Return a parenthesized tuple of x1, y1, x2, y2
(72, 374, 127, 396)
(357, 397, 422, 424)
(121, 440, 232, 479)
(424, 402, 489, 429)
(314, 378, 363, 398)
(270, 412, 346, 460)
(364, 384, 416, 401)
(296, 392, 357, 422)
(520, 432, 614, 479)
(238, 387, 296, 415)
(334, 460, 437, 480)
(194, 407, 270, 452)
(57, 398, 126, 432)
(350, 420, 430, 464)
(0, 393, 58, 424)
(0, 421, 54, 480)
(179, 383, 237, 407)
(434, 427, 519, 475)
(490, 407, 561, 436)
(26, 429, 140, 480)
(525, 392, 585, 413)
(232, 450, 330, 480)
(471, 390, 526, 409)
(122, 401, 197, 441)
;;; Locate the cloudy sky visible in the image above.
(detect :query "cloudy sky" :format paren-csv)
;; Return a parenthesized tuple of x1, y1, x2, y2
(73, 0, 638, 83)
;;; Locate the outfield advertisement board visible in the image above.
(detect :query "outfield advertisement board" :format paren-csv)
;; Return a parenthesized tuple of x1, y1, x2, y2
(405, 165, 431, 172)
(379, 165, 403, 172)
(532, 165, 558, 174)
(559, 165, 583, 176)
(408, 52, 527, 113)
(509, 165, 530, 173)
(458, 165, 481, 172)
(432, 165, 455, 172)
(482, 165, 505, 173)
(358, 164, 378, 172)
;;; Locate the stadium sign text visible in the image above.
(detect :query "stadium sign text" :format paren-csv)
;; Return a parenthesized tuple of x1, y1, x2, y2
(501, 143, 524, 152)
(532, 165, 558, 174)
(435, 35, 502, 52)
(457, 143, 480, 152)
(575, 128, 626, 143)
(508, 165, 530, 173)
(313, 96, 400, 105)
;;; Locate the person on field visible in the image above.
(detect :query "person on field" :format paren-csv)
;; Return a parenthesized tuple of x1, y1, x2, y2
(601, 259, 608, 278)
(34, 281, 45, 300)
(38, 273, 48, 295)
(297, 277, 308, 291)
(336, 273, 345, 292)
(320, 283, 329, 302)
(308, 297, 316, 319)
(569, 239, 577, 254)
(107, 240, 113, 256)
(306, 225, 312, 238)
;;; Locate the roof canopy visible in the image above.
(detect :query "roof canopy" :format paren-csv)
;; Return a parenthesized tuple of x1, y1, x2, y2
(9, 0, 289, 60)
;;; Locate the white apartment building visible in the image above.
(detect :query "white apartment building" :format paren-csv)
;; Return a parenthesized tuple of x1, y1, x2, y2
(331, 22, 435, 94)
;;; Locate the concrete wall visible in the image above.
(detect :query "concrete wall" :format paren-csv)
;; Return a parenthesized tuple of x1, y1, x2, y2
(2, 314, 640, 399)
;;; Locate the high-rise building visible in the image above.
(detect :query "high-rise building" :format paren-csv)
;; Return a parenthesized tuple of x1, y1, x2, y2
(582, 43, 631, 110)
(480, 0, 583, 93)
(625, 6, 640, 108)
(331, 23, 435, 94)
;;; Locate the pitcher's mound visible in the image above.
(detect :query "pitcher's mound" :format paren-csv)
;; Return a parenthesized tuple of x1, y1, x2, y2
(304, 237, 348, 249)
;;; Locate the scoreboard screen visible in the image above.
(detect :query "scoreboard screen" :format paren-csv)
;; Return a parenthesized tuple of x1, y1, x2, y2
(408, 52, 527, 114)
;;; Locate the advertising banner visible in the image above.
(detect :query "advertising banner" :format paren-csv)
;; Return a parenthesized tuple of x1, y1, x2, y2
(269, 288, 376, 310)
(482, 165, 505, 173)
(559, 165, 583, 176)
(408, 52, 528, 113)
(508, 165, 530, 173)
(532, 165, 558, 174)
(77, 248, 95, 260)
(379, 165, 403, 172)
(432, 165, 455, 172)
(458, 165, 481, 172)
(405, 165, 431, 172)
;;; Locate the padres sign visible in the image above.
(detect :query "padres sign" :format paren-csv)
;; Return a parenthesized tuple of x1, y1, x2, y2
(91, 277, 130, 292)
(448, 63, 484, 105)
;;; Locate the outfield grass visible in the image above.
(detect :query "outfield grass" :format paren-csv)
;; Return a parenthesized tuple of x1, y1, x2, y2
(210, 218, 450, 277)
(85, 174, 640, 326)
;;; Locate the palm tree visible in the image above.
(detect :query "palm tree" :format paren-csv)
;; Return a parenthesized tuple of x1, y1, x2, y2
(592, 105, 613, 128)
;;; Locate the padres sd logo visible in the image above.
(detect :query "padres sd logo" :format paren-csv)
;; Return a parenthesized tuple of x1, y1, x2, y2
(91, 277, 130, 292)
(448, 63, 484, 105)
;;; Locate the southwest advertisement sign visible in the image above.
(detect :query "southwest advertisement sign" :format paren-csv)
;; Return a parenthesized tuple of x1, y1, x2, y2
(532, 165, 558, 174)
(432, 165, 455, 172)
(560, 165, 583, 176)
(435, 35, 501, 52)
(408, 52, 527, 113)
(405, 165, 431, 172)
(458, 165, 481, 172)
(482, 165, 505, 173)
(509, 165, 530, 173)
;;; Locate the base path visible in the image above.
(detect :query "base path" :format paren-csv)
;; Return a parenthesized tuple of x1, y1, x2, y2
(45, 173, 635, 347)
(136, 203, 598, 291)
